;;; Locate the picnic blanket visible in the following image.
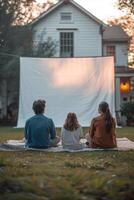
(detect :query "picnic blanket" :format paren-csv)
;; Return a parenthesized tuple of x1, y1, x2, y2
(0, 138, 134, 152)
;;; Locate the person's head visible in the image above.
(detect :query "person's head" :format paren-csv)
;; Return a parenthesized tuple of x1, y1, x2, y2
(32, 99, 46, 115)
(98, 101, 109, 114)
(64, 112, 80, 131)
(98, 101, 113, 132)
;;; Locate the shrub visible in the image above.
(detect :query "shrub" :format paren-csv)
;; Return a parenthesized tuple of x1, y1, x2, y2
(121, 102, 134, 126)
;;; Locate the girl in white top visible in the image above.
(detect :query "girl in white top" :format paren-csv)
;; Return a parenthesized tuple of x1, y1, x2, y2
(61, 113, 83, 149)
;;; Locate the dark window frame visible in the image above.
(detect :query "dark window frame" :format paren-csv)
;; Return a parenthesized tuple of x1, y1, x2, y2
(60, 32, 74, 57)
(60, 12, 72, 22)
(106, 45, 116, 62)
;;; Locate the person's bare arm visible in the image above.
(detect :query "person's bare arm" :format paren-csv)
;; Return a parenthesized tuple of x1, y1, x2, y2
(90, 119, 95, 138)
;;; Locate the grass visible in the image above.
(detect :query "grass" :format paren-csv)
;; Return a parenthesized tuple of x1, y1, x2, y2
(0, 126, 134, 200)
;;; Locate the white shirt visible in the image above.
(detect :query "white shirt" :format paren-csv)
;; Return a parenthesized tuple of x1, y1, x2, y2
(61, 126, 83, 149)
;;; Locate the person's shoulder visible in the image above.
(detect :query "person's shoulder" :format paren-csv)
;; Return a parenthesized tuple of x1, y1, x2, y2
(25, 115, 35, 126)
(44, 116, 53, 121)
(112, 117, 116, 121)
(61, 126, 69, 131)
(26, 115, 35, 123)
(77, 125, 82, 131)
(112, 117, 116, 124)
(35, 114, 51, 121)
(44, 116, 55, 125)
(61, 127, 66, 132)
(91, 116, 100, 122)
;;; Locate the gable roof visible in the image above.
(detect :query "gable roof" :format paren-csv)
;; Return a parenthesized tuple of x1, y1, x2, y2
(103, 25, 129, 42)
(31, 0, 106, 27)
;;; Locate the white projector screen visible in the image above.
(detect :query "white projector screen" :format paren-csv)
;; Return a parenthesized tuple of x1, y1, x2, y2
(17, 57, 115, 127)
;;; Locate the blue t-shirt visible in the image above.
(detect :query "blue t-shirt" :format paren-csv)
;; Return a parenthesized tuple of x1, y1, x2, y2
(25, 114, 56, 148)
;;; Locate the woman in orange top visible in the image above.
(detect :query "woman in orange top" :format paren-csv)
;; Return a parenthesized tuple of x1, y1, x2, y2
(86, 102, 117, 148)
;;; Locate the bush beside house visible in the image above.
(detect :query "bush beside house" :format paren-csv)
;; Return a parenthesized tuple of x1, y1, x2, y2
(121, 102, 134, 126)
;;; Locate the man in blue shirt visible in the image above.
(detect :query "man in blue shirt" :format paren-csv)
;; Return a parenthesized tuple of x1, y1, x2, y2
(25, 99, 60, 148)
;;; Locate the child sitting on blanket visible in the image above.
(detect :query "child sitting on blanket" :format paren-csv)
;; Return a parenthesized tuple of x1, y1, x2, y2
(86, 101, 117, 148)
(61, 112, 83, 149)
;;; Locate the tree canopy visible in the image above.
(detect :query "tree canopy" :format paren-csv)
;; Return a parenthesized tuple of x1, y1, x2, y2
(107, 0, 134, 67)
(0, 0, 53, 26)
(0, 0, 56, 120)
(118, 0, 134, 15)
(107, 15, 134, 68)
(0, 0, 55, 78)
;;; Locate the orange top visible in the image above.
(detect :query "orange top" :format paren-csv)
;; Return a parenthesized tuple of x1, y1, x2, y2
(90, 114, 117, 148)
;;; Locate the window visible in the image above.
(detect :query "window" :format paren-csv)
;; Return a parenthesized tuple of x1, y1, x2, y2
(60, 12, 72, 23)
(106, 45, 116, 62)
(60, 32, 74, 57)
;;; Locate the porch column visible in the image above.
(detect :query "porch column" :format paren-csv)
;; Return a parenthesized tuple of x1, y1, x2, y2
(115, 77, 121, 112)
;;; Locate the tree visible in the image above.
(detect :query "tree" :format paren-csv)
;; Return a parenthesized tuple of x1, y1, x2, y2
(0, 25, 33, 77)
(0, 0, 53, 26)
(118, 0, 134, 15)
(34, 28, 58, 57)
(107, 15, 134, 67)
(121, 102, 134, 125)
(108, 0, 134, 68)
(0, 0, 54, 53)
(0, 0, 56, 77)
(0, 0, 56, 80)
(35, 37, 58, 57)
(0, 0, 56, 122)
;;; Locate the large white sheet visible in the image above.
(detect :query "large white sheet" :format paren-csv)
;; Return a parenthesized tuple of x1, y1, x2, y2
(17, 57, 115, 127)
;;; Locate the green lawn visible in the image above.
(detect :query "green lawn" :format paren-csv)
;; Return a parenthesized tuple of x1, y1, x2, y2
(0, 126, 134, 200)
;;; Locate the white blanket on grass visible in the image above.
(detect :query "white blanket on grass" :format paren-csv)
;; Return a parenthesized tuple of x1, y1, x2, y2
(0, 138, 134, 152)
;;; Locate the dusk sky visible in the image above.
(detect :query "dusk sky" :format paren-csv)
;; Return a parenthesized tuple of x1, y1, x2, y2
(36, 0, 123, 21)
(74, 0, 123, 21)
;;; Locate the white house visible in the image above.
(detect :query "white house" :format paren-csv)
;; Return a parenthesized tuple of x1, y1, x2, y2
(1, 0, 133, 124)
(102, 25, 134, 115)
(31, 0, 106, 58)
(31, 0, 134, 122)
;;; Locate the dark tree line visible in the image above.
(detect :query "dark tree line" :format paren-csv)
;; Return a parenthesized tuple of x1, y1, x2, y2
(0, 0, 56, 123)
(0, 0, 56, 79)
(107, 0, 134, 68)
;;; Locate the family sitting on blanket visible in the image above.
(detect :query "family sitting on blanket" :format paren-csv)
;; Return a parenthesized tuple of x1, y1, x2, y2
(24, 99, 117, 149)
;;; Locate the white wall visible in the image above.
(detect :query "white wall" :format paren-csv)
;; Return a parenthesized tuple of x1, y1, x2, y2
(103, 43, 128, 67)
(32, 3, 102, 57)
(116, 43, 128, 67)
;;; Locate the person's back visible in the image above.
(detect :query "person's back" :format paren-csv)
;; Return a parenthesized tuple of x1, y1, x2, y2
(62, 126, 82, 148)
(25, 114, 56, 148)
(87, 101, 117, 148)
(90, 114, 116, 148)
(61, 113, 83, 149)
(25, 99, 59, 148)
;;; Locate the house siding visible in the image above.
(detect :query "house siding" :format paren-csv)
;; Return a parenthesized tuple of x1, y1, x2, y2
(103, 43, 128, 67)
(116, 43, 128, 67)
(32, 3, 102, 57)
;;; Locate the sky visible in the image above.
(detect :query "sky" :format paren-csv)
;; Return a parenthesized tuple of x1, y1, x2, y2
(75, 0, 123, 21)
(36, 0, 124, 22)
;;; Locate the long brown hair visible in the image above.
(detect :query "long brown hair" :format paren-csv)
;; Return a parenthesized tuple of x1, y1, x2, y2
(64, 113, 80, 131)
(99, 102, 114, 132)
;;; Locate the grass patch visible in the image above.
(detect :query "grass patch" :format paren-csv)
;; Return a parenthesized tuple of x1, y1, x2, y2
(0, 126, 134, 199)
